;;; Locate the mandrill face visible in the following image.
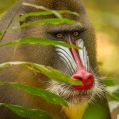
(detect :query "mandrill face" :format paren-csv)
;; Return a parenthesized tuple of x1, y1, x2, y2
(45, 26, 104, 105)
(21, 1, 105, 118)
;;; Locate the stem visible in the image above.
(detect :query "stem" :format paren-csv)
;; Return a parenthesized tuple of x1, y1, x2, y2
(0, 4, 22, 42)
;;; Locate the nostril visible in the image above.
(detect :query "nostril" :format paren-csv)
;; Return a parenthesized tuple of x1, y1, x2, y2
(72, 74, 82, 81)
(71, 75, 83, 85)
(78, 78, 82, 81)
(88, 77, 91, 80)
(84, 74, 94, 89)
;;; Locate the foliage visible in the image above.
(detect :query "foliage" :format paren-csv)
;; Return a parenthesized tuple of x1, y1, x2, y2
(104, 78, 119, 100)
(0, 103, 53, 119)
(0, 37, 80, 50)
(0, 82, 68, 107)
(0, 62, 81, 86)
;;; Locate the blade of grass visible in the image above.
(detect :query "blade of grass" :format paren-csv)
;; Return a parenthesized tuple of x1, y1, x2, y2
(0, 62, 81, 86)
(0, 37, 81, 50)
(11, 18, 77, 30)
(22, 2, 79, 19)
(0, 103, 52, 119)
(16, 10, 79, 21)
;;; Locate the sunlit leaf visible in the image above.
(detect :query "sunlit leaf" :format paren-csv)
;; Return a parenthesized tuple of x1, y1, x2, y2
(22, 2, 79, 19)
(12, 18, 77, 30)
(29, 63, 81, 85)
(0, 62, 81, 86)
(104, 79, 119, 100)
(16, 10, 79, 21)
(112, 92, 119, 100)
(11, 83, 68, 107)
(0, 37, 81, 50)
(106, 85, 119, 94)
(17, 11, 57, 20)
(106, 85, 119, 100)
(22, 2, 53, 11)
(22, 2, 62, 18)
(0, 82, 68, 107)
(0, 63, 12, 70)
(0, 103, 52, 119)
(107, 92, 119, 101)
(103, 78, 115, 86)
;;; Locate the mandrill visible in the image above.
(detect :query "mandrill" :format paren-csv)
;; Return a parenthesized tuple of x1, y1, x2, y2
(0, 0, 111, 119)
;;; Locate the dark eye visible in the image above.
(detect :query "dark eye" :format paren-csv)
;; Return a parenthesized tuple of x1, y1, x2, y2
(73, 31, 80, 37)
(55, 33, 64, 39)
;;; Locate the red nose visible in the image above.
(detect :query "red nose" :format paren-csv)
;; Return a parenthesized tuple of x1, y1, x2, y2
(71, 70, 94, 90)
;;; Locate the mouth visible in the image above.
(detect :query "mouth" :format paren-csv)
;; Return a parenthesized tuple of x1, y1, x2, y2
(58, 84, 93, 104)
(47, 77, 95, 105)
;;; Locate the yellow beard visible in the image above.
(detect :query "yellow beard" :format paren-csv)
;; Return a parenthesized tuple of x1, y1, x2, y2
(63, 103, 88, 119)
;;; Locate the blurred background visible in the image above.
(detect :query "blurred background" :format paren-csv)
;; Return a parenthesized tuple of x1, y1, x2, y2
(0, 0, 119, 82)
(83, 0, 119, 84)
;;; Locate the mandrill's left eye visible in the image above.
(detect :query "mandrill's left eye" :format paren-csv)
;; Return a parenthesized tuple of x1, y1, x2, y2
(73, 31, 80, 37)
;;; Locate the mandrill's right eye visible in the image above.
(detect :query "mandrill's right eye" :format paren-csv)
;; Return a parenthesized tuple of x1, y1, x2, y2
(55, 33, 64, 39)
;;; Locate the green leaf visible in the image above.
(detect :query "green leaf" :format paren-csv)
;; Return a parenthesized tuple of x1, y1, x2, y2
(0, 62, 23, 71)
(0, 63, 12, 70)
(0, 37, 81, 50)
(106, 85, 119, 100)
(23, 2, 53, 11)
(22, 2, 62, 18)
(17, 11, 58, 20)
(22, 2, 79, 18)
(0, 103, 52, 119)
(10, 83, 68, 107)
(12, 18, 77, 30)
(112, 92, 119, 100)
(0, 62, 81, 86)
(0, 81, 68, 107)
(103, 78, 115, 86)
(16, 10, 79, 21)
(0, 82, 4, 86)
(30, 63, 81, 85)
(107, 92, 119, 100)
